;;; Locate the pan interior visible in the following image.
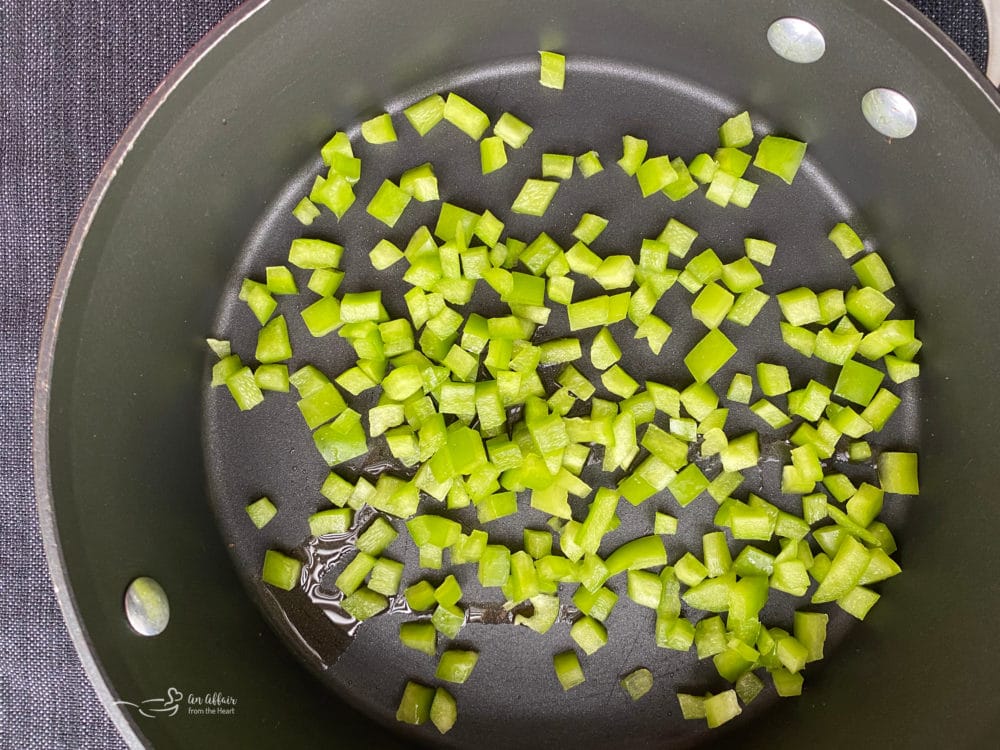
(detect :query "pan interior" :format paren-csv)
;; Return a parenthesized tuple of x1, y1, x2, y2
(203, 56, 918, 749)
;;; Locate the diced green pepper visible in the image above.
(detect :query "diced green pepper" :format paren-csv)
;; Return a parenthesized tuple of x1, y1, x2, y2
(431, 603, 465, 638)
(539, 51, 566, 90)
(704, 690, 742, 728)
(853, 252, 895, 292)
(342, 587, 388, 620)
(396, 681, 434, 725)
(692, 283, 735, 329)
(577, 150, 604, 178)
(511, 179, 560, 217)
(443, 92, 490, 140)
(308, 508, 353, 537)
(829, 222, 864, 258)
(542, 153, 574, 179)
(570, 615, 608, 655)
(834, 359, 884, 407)
(480, 136, 508, 174)
(366, 180, 412, 228)
(400, 162, 439, 202)
(493, 111, 533, 148)
(226, 367, 265, 411)
(436, 649, 479, 684)
(620, 668, 653, 700)
(684, 329, 737, 383)
(246, 497, 277, 529)
(878, 452, 919, 494)
(361, 113, 396, 144)
(753, 135, 806, 184)
(572, 585, 618, 622)
(404, 94, 446, 136)
(400, 621, 437, 656)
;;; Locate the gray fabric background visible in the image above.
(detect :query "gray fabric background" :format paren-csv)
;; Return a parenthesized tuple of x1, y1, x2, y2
(0, 1, 989, 748)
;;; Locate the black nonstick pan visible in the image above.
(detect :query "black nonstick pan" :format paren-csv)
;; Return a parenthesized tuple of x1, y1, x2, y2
(34, 1, 1000, 748)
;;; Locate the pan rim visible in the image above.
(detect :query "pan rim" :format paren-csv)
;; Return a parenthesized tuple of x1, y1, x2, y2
(29, 1, 999, 748)
(31, 1, 270, 746)
(882, 0, 1000, 108)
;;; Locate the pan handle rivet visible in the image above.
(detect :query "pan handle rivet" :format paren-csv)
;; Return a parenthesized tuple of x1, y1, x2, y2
(767, 18, 826, 64)
(124, 577, 170, 636)
(861, 88, 918, 139)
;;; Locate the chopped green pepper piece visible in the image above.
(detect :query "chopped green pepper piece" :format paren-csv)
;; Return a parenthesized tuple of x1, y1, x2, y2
(570, 615, 608, 655)
(684, 329, 737, 383)
(539, 51, 566, 89)
(443, 92, 490, 140)
(704, 690, 742, 728)
(753, 135, 807, 184)
(226, 367, 265, 411)
(572, 213, 609, 244)
(368, 557, 405, 596)
(618, 135, 649, 175)
(480, 136, 508, 174)
(436, 649, 479, 684)
(853, 252, 895, 293)
(829, 222, 865, 259)
(366, 180, 412, 228)
(341, 587, 388, 621)
(878, 452, 919, 494)
(572, 585, 617, 622)
(688, 153, 718, 183)
(620, 668, 653, 700)
(834, 359, 885, 407)
(254, 364, 289, 393)
(400, 621, 437, 656)
(811, 535, 871, 604)
(246, 497, 277, 529)
(542, 153, 574, 179)
(654, 512, 678, 535)
(577, 150, 604, 178)
(511, 179, 560, 216)
(256, 315, 292, 364)
(604, 535, 667, 577)
(553, 651, 585, 690)
(361, 113, 396, 144)
(719, 111, 753, 147)
(404, 94, 445, 136)
(514, 593, 560, 634)
(396, 681, 434, 725)
(431, 603, 465, 638)
(429, 688, 457, 735)
(400, 162, 439, 202)
(308, 508, 353, 537)
(636, 155, 678, 196)
(493, 111, 533, 148)
(838, 585, 880, 620)
(692, 283, 735, 329)
(777, 287, 821, 326)
(715, 147, 752, 177)
(292, 196, 320, 225)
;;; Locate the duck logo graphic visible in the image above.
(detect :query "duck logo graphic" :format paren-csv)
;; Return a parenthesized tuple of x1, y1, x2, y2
(115, 687, 183, 718)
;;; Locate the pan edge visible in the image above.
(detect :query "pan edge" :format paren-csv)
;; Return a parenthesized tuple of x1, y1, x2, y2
(30, 1, 273, 747)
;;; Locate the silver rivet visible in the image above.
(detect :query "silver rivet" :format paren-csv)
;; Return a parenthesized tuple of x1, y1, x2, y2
(861, 88, 918, 139)
(124, 577, 170, 636)
(767, 18, 826, 64)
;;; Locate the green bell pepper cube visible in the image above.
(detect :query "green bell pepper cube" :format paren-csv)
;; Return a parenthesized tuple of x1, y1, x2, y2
(878, 452, 919, 494)
(753, 135, 806, 184)
(403, 94, 445, 136)
(684, 329, 737, 382)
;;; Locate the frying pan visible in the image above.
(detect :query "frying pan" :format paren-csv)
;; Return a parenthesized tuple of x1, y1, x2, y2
(33, 1, 1000, 748)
